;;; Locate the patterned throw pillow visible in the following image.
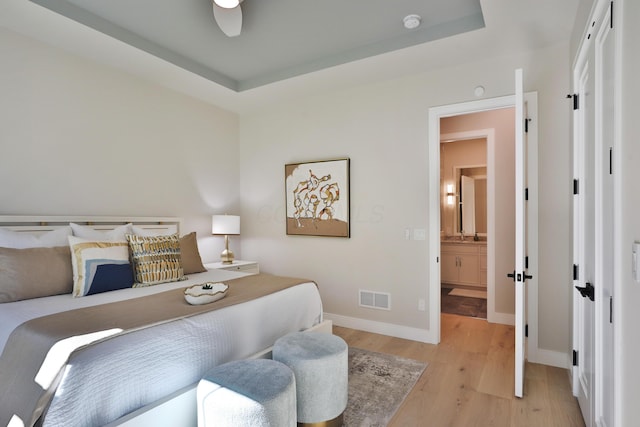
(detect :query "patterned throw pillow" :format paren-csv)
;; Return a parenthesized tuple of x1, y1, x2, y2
(68, 236, 134, 297)
(129, 227, 206, 274)
(126, 233, 186, 286)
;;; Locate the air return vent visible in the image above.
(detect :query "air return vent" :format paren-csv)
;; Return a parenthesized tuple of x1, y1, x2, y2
(359, 290, 391, 311)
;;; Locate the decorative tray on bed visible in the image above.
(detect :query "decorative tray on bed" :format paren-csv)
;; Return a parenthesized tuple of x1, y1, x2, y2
(184, 282, 229, 305)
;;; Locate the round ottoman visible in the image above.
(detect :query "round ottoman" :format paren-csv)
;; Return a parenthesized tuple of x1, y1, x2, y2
(273, 332, 348, 427)
(197, 359, 297, 427)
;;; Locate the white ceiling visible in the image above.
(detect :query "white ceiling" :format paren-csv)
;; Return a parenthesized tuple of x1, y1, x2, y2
(0, 0, 579, 114)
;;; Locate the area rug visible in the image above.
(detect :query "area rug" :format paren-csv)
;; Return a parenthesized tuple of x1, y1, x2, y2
(344, 347, 427, 426)
(448, 288, 487, 299)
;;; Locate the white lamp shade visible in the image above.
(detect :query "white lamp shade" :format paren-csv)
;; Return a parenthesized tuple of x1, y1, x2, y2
(212, 215, 240, 235)
(213, 0, 240, 8)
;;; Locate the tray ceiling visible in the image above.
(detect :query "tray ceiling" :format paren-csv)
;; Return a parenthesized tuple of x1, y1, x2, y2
(28, 0, 485, 92)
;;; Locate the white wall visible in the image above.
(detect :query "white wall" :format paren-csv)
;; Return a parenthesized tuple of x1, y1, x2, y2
(0, 28, 241, 262)
(239, 42, 572, 352)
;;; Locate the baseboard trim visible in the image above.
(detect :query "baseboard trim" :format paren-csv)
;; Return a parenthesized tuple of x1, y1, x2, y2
(487, 311, 515, 326)
(529, 348, 570, 369)
(326, 312, 567, 369)
(324, 313, 437, 344)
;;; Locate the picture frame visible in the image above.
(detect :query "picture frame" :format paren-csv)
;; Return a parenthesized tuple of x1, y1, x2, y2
(285, 158, 350, 237)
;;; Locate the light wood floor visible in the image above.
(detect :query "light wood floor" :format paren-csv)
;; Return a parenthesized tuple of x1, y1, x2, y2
(334, 314, 585, 427)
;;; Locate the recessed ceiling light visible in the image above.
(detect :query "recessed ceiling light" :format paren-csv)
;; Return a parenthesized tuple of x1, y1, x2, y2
(403, 14, 421, 30)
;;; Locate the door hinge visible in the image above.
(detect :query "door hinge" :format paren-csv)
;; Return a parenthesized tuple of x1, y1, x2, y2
(610, 296, 613, 323)
(573, 264, 579, 281)
(566, 93, 579, 110)
(573, 350, 579, 367)
(573, 179, 579, 195)
(610, 1, 614, 29)
(525, 324, 529, 337)
(525, 188, 529, 201)
(609, 148, 613, 175)
(524, 118, 530, 133)
(525, 256, 529, 269)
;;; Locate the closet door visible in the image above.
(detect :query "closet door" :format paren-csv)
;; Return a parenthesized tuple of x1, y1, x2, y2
(572, 2, 616, 426)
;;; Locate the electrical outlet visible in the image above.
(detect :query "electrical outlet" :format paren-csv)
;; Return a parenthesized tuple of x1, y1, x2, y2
(418, 298, 426, 311)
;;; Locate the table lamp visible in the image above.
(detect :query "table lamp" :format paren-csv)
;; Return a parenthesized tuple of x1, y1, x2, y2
(212, 214, 240, 264)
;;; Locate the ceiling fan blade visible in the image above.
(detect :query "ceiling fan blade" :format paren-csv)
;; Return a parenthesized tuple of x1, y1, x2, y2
(212, 2, 242, 37)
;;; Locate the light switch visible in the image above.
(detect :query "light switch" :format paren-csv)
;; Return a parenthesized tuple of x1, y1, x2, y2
(413, 228, 426, 241)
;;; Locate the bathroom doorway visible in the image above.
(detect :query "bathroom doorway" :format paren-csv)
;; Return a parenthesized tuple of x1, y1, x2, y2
(440, 136, 489, 319)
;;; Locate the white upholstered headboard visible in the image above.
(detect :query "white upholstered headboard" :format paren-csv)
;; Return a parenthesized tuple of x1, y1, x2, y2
(0, 216, 183, 236)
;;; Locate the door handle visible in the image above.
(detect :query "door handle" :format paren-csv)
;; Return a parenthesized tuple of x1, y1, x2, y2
(507, 271, 532, 283)
(575, 282, 595, 301)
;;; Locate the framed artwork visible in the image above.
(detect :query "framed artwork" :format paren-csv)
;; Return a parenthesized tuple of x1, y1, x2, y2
(285, 158, 350, 237)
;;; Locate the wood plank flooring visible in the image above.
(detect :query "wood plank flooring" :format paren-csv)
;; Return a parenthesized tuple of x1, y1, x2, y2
(334, 314, 585, 427)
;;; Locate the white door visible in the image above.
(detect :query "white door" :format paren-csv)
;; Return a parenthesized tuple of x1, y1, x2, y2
(513, 68, 528, 398)
(573, 26, 596, 427)
(572, 2, 616, 425)
(595, 3, 615, 426)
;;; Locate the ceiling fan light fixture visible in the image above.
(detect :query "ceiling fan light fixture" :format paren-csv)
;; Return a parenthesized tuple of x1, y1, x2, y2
(214, 0, 240, 9)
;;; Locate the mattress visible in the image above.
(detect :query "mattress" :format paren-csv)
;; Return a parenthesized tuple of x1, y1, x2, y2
(0, 269, 322, 427)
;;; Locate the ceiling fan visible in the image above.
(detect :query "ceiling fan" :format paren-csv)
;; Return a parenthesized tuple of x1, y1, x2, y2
(212, 0, 244, 38)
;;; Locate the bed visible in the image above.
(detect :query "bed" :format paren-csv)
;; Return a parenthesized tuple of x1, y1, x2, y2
(0, 216, 328, 427)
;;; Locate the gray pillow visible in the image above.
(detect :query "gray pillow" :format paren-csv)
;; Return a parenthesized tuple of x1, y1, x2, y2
(0, 246, 73, 303)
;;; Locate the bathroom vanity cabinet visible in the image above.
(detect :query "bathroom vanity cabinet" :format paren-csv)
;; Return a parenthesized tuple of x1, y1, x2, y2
(441, 241, 487, 288)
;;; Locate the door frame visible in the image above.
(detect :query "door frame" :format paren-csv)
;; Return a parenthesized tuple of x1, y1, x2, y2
(428, 94, 540, 361)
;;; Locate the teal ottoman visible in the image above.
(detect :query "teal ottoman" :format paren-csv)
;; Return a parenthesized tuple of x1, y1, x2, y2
(197, 359, 296, 427)
(273, 332, 348, 427)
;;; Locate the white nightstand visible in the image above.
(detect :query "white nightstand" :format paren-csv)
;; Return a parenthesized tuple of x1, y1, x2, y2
(205, 260, 260, 275)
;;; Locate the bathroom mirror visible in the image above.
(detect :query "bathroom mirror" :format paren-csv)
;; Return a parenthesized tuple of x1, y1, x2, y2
(456, 166, 487, 235)
(440, 138, 487, 238)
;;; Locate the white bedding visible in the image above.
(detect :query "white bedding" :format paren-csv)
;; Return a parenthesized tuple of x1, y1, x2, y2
(0, 269, 249, 352)
(0, 269, 323, 427)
